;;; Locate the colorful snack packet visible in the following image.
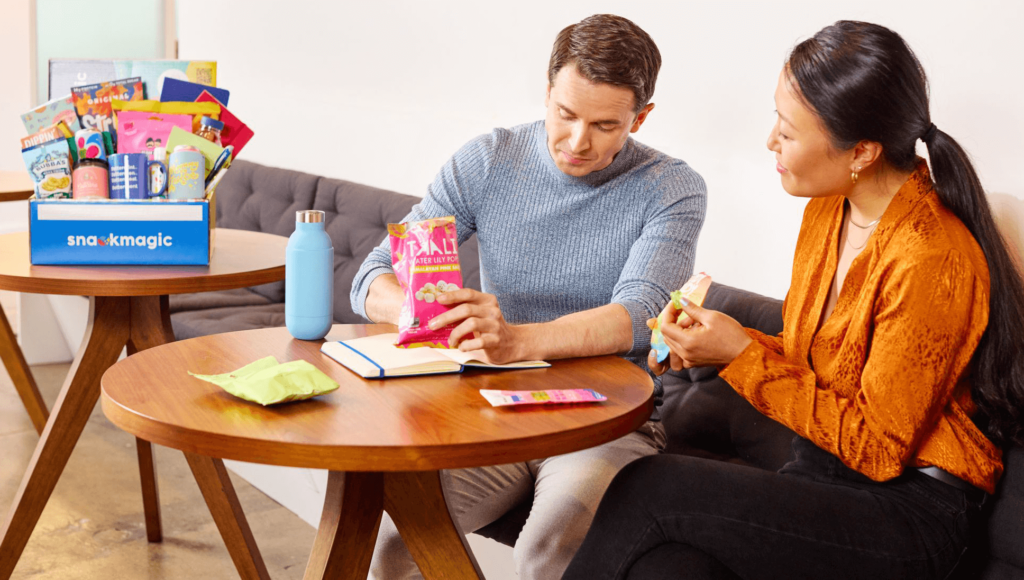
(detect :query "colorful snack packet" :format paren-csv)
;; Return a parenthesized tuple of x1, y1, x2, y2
(651, 273, 713, 363)
(71, 77, 144, 132)
(111, 99, 220, 134)
(22, 137, 73, 199)
(388, 216, 464, 349)
(20, 124, 68, 150)
(117, 111, 192, 158)
(479, 389, 607, 407)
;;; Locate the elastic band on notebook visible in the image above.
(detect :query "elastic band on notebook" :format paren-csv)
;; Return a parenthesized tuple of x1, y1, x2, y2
(337, 341, 384, 378)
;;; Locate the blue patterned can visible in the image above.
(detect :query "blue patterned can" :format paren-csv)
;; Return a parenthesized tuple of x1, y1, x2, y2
(75, 129, 106, 160)
(168, 145, 205, 200)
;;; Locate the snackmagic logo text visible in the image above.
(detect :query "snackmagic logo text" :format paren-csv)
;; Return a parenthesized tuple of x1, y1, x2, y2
(66, 233, 173, 250)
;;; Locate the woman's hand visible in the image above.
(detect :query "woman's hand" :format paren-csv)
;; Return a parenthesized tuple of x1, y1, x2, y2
(647, 299, 753, 375)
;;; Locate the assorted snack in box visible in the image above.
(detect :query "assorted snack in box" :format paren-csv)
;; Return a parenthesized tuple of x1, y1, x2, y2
(650, 273, 713, 363)
(388, 216, 464, 349)
(17, 60, 253, 203)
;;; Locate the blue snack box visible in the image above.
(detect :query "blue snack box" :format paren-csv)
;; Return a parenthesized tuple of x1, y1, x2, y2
(29, 196, 215, 266)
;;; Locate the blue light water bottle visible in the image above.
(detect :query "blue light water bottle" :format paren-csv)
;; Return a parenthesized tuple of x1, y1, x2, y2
(286, 210, 334, 340)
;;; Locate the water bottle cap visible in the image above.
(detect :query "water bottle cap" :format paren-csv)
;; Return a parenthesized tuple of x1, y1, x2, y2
(296, 210, 325, 223)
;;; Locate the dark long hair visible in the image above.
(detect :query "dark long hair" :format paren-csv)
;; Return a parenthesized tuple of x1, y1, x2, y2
(788, 21, 1024, 449)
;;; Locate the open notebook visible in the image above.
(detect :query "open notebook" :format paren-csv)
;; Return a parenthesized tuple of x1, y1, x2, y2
(320, 333, 550, 379)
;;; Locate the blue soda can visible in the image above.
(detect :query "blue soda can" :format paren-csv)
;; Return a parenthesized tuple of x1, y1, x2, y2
(168, 145, 205, 199)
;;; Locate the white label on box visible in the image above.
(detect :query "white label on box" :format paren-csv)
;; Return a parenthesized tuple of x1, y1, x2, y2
(37, 204, 204, 222)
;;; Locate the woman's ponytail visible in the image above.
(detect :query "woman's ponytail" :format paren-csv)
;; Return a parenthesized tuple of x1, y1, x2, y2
(926, 128, 1024, 448)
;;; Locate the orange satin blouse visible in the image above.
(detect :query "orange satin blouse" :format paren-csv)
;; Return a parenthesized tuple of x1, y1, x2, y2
(720, 160, 1003, 493)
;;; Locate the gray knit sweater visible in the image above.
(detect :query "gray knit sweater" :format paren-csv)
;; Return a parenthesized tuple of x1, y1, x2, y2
(351, 120, 707, 408)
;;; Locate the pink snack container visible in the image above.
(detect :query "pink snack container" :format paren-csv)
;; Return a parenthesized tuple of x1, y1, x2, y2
(388, 216, 464, 349)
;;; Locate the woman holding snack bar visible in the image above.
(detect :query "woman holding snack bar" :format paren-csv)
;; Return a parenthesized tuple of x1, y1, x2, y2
(563, 21, 1024, 580)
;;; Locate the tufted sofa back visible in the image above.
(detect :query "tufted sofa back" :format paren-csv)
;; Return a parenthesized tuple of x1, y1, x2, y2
(214, 160, 481, 322)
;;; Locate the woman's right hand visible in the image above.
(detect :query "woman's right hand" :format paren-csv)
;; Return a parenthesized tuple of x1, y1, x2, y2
(646, 301, 697, 376)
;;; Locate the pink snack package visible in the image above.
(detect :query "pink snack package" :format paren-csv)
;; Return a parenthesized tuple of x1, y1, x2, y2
(388, 216, 464, 349)
(117, 111, 192, 158)
(479, 389, 608, 407)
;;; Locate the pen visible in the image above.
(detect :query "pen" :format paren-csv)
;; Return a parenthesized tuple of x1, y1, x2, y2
(206, 145, 233, 187)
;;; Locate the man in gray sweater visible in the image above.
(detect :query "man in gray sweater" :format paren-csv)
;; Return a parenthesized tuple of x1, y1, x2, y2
(351, 14, 706, 579)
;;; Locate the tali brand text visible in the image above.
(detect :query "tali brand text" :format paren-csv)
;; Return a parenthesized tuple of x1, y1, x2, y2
(66, 233, 173, 250)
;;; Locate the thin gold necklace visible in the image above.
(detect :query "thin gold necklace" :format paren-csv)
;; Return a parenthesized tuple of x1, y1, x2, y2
(849, 216, 881, 229)
(846, 218, 877, 250)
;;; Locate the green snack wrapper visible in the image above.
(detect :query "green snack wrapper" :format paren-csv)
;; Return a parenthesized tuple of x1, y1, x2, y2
(189, 356, 339, 406)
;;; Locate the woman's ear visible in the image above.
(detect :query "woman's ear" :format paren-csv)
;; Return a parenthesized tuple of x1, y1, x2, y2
(851, 140, 883, 172)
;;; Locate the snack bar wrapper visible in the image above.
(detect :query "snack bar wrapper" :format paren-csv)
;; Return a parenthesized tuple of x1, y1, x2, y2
(480, 389, 607, 407)
(651, 273, 713, 363)
(388, 216, 464, 349)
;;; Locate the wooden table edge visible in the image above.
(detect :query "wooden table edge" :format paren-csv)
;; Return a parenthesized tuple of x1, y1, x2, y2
(0, 264, 286, 296)
(100, 390, 655, 472)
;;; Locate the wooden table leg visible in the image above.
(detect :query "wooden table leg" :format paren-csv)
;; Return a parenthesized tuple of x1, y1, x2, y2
(384, 471, 483, 580)
(126, 295, 175, 543)
(0, 297, 48, 435)
(184, 453, 270, 580)
(304, 471, 384, 580)
(0, 297, 130, 580)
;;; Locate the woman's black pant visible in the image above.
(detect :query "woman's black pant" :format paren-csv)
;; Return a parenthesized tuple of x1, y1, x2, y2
(563, 437, 986, 580)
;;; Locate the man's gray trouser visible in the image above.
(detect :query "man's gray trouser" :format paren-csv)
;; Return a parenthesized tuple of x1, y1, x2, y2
(369, 421, 666, 580)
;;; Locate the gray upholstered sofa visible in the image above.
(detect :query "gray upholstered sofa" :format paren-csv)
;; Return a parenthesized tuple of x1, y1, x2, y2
(170, 160, 1023, 579)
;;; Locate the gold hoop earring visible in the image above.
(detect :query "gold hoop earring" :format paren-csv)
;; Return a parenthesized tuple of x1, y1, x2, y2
(851, 166, 861, 185)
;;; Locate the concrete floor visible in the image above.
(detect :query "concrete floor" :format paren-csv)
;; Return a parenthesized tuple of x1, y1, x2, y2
(0, 362, 317, 579)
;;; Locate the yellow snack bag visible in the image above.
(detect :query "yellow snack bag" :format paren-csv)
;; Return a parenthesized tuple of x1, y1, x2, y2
(112, 99, 221, 134)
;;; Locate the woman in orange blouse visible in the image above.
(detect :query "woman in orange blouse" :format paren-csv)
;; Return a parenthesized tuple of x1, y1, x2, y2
(563, 21, 1024, 580)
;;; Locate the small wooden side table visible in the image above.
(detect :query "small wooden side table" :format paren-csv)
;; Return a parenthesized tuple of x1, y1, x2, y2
(0, 229, 287, 579)
(101, 324, 655, 579)
(0, 171, 33, 203)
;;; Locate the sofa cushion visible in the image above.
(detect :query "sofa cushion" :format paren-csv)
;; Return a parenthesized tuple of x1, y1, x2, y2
(168, 288, 272, 314)
(476, 282, 798, 547)
(214, 160, 321, 302)
(659, 283, 797, 468)
(171, 303, 285, 341)
(311, 175, 482, 323)
(980, 446, 1024, 577)
(212, 159, 483, 326)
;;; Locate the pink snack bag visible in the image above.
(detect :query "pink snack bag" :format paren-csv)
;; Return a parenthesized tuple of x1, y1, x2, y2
(388, 216, 464, 349)
(117, 111, 192, 159)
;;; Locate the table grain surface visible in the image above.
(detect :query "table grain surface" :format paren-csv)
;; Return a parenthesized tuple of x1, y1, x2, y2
(102, 324, 655, 472)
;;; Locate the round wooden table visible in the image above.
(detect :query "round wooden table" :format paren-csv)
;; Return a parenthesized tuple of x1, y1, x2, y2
(0, 229, 287, 579)
(101, 324, 655, 580)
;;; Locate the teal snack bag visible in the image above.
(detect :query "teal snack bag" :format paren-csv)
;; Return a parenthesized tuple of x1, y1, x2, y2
(22, 137, 72, 199)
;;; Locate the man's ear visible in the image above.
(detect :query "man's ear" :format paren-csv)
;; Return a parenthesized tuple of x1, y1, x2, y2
(631, 103, 655, 133)
(851, 140, 883, 173)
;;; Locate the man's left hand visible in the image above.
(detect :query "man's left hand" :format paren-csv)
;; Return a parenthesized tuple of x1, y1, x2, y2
(430, 289, 524, 364)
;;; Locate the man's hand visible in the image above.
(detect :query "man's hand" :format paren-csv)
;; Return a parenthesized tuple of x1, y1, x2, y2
(431, 289, 525, 364)
(646, 298, 752, 375)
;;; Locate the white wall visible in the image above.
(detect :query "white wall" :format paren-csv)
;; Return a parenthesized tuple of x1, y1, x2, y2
(177, 0, 1024, 300)
(0, 0, 33, 173)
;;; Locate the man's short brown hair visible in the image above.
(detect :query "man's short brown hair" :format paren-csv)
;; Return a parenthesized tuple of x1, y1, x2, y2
(548, 14, 662, 114)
